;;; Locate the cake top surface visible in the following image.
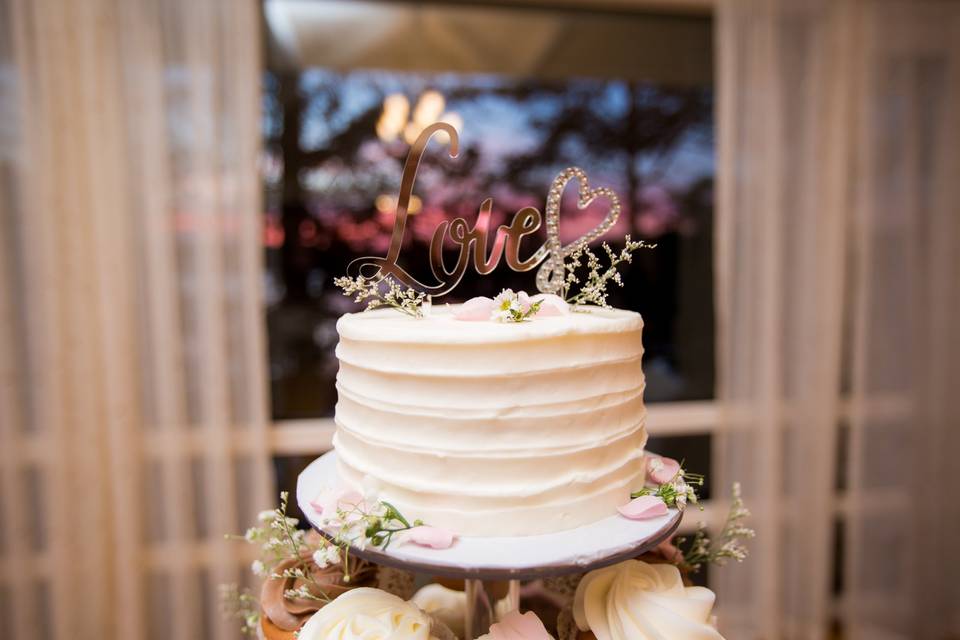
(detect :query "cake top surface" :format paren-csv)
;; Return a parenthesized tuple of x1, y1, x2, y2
(337, 305, 643, 344)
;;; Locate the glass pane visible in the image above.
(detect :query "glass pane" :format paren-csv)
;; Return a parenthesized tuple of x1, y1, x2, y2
(263, 1, 716, 419)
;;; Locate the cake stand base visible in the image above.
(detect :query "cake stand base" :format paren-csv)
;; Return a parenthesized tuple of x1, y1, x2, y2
(463, 578, 520, 639)
(296, 451, 682, 638)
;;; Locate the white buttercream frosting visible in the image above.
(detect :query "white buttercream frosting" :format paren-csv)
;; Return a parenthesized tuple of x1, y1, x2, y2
(573, 560, 724, 640)
(334, 305, 647, 536)
(411, 584, 467, 639)
(297, 588, 437, 640)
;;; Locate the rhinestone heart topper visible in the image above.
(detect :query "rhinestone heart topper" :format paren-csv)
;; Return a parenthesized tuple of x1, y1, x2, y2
(535, 167, 622, 295)
(347, 122, 624, 298)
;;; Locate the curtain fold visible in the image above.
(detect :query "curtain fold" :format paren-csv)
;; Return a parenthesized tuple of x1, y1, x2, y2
(715, 1, 960, 638)
(0, 1, 274, 639)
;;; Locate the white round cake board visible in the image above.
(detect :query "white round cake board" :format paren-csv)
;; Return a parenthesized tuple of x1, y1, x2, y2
(296, 451, 683, 581)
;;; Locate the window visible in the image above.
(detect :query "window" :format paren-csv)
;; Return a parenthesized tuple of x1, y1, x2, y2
(262, 0, 718, 524)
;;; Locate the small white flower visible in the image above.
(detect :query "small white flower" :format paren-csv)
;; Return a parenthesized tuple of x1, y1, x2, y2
(244, 527, 257, 542)
(493, 289, 514, 309)
(324, 545, 341, 566)
(508, 299, 522, 313)
(492, 309, 512, 322)
(312, 549, 330, 569)
(251, 560, 266, 577)
(257, 510, 275, 523)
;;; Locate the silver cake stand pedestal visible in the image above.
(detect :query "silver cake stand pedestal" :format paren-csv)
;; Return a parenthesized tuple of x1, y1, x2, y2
(297, 451, 682, 639)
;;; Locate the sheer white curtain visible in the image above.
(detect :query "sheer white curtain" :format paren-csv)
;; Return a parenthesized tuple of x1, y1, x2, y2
(714, 1, 960, 638)
(0, 1, 273, 639)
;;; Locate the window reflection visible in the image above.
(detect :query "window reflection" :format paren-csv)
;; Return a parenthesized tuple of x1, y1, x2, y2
(263, 2, 715, 419)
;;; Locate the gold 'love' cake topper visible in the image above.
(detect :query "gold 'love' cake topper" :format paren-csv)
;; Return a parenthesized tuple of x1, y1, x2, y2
(335, 121, 654, 318)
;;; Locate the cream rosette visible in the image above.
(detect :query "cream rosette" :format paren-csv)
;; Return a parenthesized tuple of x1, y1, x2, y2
(296, 587, 439, 640)
(573, 560, 724, 640)
(411, 583, 467, 639)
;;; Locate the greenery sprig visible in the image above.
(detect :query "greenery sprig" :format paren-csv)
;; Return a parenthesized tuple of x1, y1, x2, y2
(225, 491, 338, 630)
(561, 236, 656, 307)
(220, 584, 260, 636)
(334, 274, 426, 318)
(222, 490, 437, 636)
(676, 482, 755, 574)
(631, 464, 704, 510)
(328, 497, 423, 552)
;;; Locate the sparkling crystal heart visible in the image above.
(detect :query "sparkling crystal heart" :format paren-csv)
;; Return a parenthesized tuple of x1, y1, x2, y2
(536, 167, 622, 295)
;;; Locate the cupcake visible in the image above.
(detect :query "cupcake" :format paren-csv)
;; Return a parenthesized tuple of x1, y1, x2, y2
(557, 559, 724, 640)
(412, 583, 468, 639)
(294, 587, 456, 640)
(258, 532, 378, 638)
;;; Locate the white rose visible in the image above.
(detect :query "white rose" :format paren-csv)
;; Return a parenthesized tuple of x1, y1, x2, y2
(573, 560, 724, 640)
(297, 588, 436, 640)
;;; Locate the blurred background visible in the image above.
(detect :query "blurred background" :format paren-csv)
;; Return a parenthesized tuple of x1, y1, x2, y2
(0, 0, 958, 639)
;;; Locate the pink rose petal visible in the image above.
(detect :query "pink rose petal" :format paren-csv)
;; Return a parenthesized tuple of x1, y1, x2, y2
(309, 489, 364, 517)
(530, 293, 569, 317)
(517, 291, 533, 313)
(407, 525, 456, 549)
(335, 490, 364, 511)
(454, 297, 496, 321)
(485, 610, 553, 640)
(647, 455, 682, 485)
(618, 495, 669, 520)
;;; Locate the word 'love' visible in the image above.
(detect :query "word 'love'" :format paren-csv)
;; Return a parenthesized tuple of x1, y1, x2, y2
(347, 122, 621, 297)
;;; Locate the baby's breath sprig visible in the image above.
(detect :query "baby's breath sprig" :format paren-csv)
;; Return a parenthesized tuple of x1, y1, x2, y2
(561, 236, 656, 308)
(220, 584, 260, 636)
(675, 482, 755, 574)
(333, 274, 426, 318)
(328, 497, 423, 554)
(226, 492, 339, 606)
(631, 464, 704, 510)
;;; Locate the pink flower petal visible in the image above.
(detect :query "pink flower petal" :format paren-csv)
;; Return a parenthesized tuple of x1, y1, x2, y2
(336, 490, 364, 511)
(618, 495, 669, 520)
(517, 291, 533, 313)
(407, 525, 456, 549)
(454, 297, 496, 321)
(309, 488, 364, 517)
(485, 610, 553, 640)
(647, 455, 682, 485)
(530, 293, 569, 317)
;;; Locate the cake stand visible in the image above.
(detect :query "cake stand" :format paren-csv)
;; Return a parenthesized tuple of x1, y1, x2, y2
(297, 451, 682, 639)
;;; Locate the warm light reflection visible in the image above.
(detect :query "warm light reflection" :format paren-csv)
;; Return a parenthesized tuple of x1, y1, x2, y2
(412, 90, 445, 127)
(376, 93, 410, 142)
(375, 193, 422, 215)
(378, 89, 461, 146)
